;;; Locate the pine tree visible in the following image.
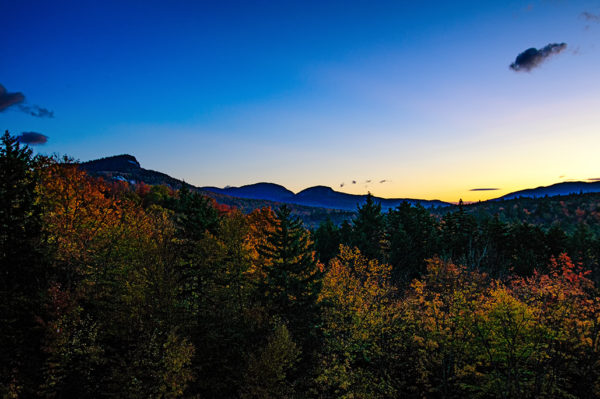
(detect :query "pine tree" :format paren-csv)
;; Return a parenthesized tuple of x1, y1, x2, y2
(313, 218, 341, 266)
(352, 193, 385, 261)
(174, 184, 220, 240)
(0, 131, 46, 397)
(258, 205, 322, 342)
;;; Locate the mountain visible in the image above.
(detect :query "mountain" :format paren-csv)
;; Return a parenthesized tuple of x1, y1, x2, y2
(201, 183, 449, 210)
(80, 154, 450, 214)
(497, 181, 600, 200)
(80, 154, 186, 188)
(79, 155, 355, 228)
(202, 182, 295, 202)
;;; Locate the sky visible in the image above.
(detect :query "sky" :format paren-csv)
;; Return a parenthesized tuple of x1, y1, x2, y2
(1, 0, 599, 202)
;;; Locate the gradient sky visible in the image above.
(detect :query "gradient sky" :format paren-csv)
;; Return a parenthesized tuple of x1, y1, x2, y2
(2, 0, 599, 202)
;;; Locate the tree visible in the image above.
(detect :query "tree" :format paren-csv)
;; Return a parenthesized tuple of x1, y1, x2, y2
(352, 193, 385, 262)
(318, 246, 399, 398)
(257, 205, 323, 386)
(0, 131, 46, 397)
(173, 184, 220, 241)
(313, 218, 341, 267)
(386, 202, 440, 284)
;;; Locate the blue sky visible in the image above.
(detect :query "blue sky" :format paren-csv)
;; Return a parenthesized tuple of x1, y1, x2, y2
(2, 0, 599, 201)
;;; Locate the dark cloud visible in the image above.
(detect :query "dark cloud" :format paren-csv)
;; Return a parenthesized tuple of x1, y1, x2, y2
(510, 43, 567, 72)
(0, 83, 54, 117)
(470, 188, 500, 191)
(581, 11, 600, 22)
(379, 179, 387, 183)
(18, 104, 54, 118)
(340, 182, 345, 187)
(17, 132, 48, 145)
(588, 177, 600, 181)
(0, 84, 25, 111)
(352, 180, 356, 184)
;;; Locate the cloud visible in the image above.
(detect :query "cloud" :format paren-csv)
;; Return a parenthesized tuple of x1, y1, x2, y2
(510, 43, 567, 72)
(581, 11, 600, 22)
(588, 177, 600, 181)
(16, 132, 48, 145)
(559, 175, 566, 178)
(18, 104, 54, 118)
(352, 180, 356, 184)
(0, 83, 54, 117)
(0, 84, 25, 111)
(470, 188, 500, 191)
(365, 179, 371, 183)
(340, 182, 345, 187)
(379, 179, 387, 183)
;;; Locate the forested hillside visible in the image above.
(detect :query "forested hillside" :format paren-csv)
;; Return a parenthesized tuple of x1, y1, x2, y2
(435, 194, 600, 236)
(2, 132, 600, 398)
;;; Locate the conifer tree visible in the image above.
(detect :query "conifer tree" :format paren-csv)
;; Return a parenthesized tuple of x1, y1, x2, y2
(313, 218, 341, 266)
(0, 131, 46, 397)
(352, 193, 385, 261)
(256, 206, 323, 394)
(258, 205, 322, 343)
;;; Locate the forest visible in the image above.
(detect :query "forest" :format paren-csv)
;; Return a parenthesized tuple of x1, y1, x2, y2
(2, 131, 600, 398)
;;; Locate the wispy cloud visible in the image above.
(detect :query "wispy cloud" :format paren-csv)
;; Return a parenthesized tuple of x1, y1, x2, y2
(0, 84, 25, 112)
(581, 11, 600, 22)
(470, 188, 500, 191)
(18, 104, 54, 118)
(16, 132, 48, 145)
(510, 43, 567, 72)
(0, 83, 54, 117)
(587, 177, 600, 181)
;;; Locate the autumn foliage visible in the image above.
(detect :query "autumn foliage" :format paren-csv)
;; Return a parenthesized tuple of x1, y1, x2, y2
(2, 131, 600, 398)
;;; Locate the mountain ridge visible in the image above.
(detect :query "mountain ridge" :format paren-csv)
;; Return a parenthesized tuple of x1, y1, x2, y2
(79, 154, 600, 212)
(496, 181, 600, 200)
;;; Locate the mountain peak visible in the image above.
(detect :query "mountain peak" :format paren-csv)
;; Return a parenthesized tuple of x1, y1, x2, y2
(203, 182, 295, 202)
(297, 185, 335, 195)
(81, 154, 141, 172)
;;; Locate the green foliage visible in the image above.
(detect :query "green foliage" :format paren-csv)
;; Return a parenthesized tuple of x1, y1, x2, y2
(313, 218, 341, 266)
(386, 202, 440, 283)
(241, 323, 300, 399)
(352, 193, 386, 262)
(0, 131, 46, 397)
(257, 205, 323, 343)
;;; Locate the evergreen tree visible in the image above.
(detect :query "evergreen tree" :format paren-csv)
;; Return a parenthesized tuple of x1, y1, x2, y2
(313, 218, 341, 266)
(174, 184, 220, 240)
(386, 201, 440, 283)
(258, 205, 322, 339)
(0, 131, 46, 397)
(257, 205, 323, 388)
(352, 193, 385, 261)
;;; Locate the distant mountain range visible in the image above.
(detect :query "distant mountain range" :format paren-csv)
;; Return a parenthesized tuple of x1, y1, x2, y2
(80, 154, 600, 213)
(202, 183, 449, 211)
(80, 154, 450, 211)
(495, 181, 600, 200)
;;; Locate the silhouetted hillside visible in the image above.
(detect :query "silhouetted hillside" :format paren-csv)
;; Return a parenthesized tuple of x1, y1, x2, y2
(202, 183, 449, 210)
(497, 181, 600, 200)
(79, 155, 355, 228)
